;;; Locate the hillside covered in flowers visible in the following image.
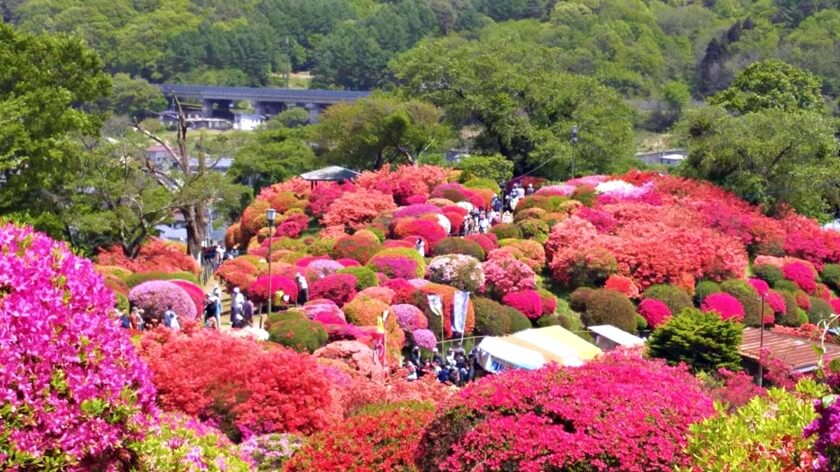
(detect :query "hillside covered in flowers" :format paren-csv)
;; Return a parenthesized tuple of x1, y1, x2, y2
(5, 164, 840, 470)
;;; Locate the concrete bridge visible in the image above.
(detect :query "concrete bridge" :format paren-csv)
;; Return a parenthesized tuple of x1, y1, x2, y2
(159, 84, 371, 122)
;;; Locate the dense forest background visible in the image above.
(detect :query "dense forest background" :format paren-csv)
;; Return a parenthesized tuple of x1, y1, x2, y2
(3, 0, 840, 103)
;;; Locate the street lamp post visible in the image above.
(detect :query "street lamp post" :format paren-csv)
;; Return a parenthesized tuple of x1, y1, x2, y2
(264, 208, 277, 329)
(758, 293, 765, 387)
(571, 125, 579, 179)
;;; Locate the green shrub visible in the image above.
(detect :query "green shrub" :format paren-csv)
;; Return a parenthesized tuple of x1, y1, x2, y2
(777, 290, 802, 327)
(337, 266, 378, 290)
(648, 308, 743, 374)
(753, 264, 784, 286)
(536, 314, 561, 327)
(307, 237, 336, 256)
(472, 297, 512, 336)
(773, 280, 799, 292)
(581, 289, 637, 334)
(457, 154, 513, 183)
(636, 314, 649, 332)
(642, 284, 693, 315)
(569, 287, 594, 312)
(808, 296, 833, 324)
(462, 177, 501, 194)
(267, 311, 328, 353)
(433, 237, 486, 260)
(797, 308, 809, 325)
(507, 307, 533, 333)
(517, 219, 550, 241)
(820, 263, 840, 291)
(571, 185, 597, 206)
(489, 223, 522, 240)
(275, 237, 307, 252)
(123, 271, 199, 288)
(115, 292, 129, 312)
(720, 279, 763, 327)
(694, 280, 721, 305)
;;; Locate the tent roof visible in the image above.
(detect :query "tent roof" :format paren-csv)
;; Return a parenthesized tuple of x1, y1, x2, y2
(476, 325, 601, 373)
(299, 166, 360, 182)
(588, 325, 645, 347)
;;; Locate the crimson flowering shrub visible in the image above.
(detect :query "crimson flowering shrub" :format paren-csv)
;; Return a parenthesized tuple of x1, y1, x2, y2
(638, 298, 672, 329)
(702, 368, 767, 411)
(466, 233, 497, 253)
(783, 261, 818, 293)
(248, 275, 299, 305)
(215, 256, 262, 291)
(170, 279, 205, 318)
(286, 401, 436, 472)
(502, 290, 543, 320)
(538, 290, 557, 315)
(274, 213, 309, 239)
(140, 329, 341, 441)
(322, 189, 396, 230)
(782, 215, 840, 271)
(97, 238, 200, 275)
(701, 293, 746, 322)
(307, 182, 352, 217)
(577, 206, 618, 232)
(416, 351, 714, 472)
(0, 224, 157, 470)
(392, 218, 447, 251)
(129, 280, 197, 321)
(356, 165, 451, 205)
(430, 182, 471, 203)
(481, 254, 537, 298)
(393, 304, 428, 331)
(383, 278, 418, 304)
(310, 274, 357, 306)
(367, 248, 426, 279)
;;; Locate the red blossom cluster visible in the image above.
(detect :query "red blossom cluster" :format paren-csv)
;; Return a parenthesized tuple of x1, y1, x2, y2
(97, 238, 199, 275)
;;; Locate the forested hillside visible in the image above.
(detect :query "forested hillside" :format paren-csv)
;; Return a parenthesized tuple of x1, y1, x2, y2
(4, 0, 840, 103)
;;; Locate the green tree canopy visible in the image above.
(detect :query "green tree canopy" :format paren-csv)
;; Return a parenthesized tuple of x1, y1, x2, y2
(103, 73, 167, 119)
(391, 36, 635, 179)
(311, 94, 452, 169)
(230, 126, 315, 192)
(708, 59, 825, 114)
(647, 308, 744, 374)
(677, 105, 840, 219)
(0, 23, 111, 237)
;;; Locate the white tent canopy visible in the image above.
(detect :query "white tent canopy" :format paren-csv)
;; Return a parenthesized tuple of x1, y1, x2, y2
(587, 325, 645, 349)
(476, 326, 602, 373)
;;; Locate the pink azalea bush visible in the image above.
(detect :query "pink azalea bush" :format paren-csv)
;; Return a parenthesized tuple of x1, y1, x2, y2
(412, 329, 438, 350)
(0, 224, 157, 470)
(783, 261, 818, 293)
(481, 255, 537, 298)
(392, 304, 428, 331)
(426, 254, 485, 292)
(310, 274, 357, 306)
(701, 293, 745, 322)
(638, 298, 672, 329)
(416, 351, 714, 471)
(129, 280, 197, 321)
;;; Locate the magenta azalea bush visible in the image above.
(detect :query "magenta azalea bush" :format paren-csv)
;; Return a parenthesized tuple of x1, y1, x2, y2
(0, 223, 157, 470)
(804, 396, 840, 472)
(502, 290, 543, 320)
(783, 261, 818, 293)
(129, 280, 196, 321)
(638, 298, 672, 329)
(701, 292, 745, 322)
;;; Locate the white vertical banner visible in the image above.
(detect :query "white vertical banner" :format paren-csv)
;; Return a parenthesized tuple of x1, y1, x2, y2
(453, 290, 469, 334)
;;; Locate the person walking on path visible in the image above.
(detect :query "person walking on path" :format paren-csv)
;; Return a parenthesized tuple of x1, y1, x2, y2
(296, 273, 309, 305)
(415, 238, 425, 258)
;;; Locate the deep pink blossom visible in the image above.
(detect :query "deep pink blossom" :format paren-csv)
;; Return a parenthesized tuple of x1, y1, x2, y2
(638, 298, 672, 329)
(701, 293, 745, 322)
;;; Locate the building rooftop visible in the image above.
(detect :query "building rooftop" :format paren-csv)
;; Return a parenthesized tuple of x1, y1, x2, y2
(299, 166, 360, 182)
(740, 327, 840, 373)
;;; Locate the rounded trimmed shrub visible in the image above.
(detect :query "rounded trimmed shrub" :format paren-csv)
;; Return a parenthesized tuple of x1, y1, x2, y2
(637, 298, 672, 329)
(0, 224, 157, 469)
(701, 293, 745, 322)
(720, 279, 763, 327)
(820, 263, 840, 291)
(124, 270, 199, 288)
(516, 218, 550, 242)
(392, 304, 428, 332)
(367, 248, 426, 279)
(310, 274, 358, 306)
(752, 264, 784, 287)
(774, 279, 800, 292)
(267, 311, 329, 353)
(331, 232, 382, 264)
(694, 280, 721, 305)
(337, 266, 378, 290)
(170, 279, 205, 318)
(502, 290, 543, 320)
(129, 280, 196, 321)
(777, 290, 802, 327)
(426, 254, 485, 292)
(642, 284, 693, 316)
(507, 306, 533, 333)
(569, 287, 594, 312)
(581, 289, 638, 334)
(248, 275, 299, 305)
(472, 297, 512, 336)
(808, 296, 833, 324)
(415, 352, 714, 471)
(433, 237, 486, 260)
(489, 223, 522, 240)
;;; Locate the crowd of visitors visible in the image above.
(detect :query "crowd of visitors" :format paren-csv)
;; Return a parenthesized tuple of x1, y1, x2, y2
(404, 342, 482, 387)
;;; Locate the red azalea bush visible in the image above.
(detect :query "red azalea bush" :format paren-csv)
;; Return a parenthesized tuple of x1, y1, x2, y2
(416, 351, 714, 471)
(481, 254, 537, 298)
(248, 275, 299, 305)
(392, 218, 447, 251)
(356, 165, 451, 205)
(466, 233, 497, 253)
(275, 212, 309, 239)
(285, 401, 436, 472)
(140, 329, 341, 440)
(638, 298, 672, 329)
(310, 274, 358, 306)
(322, 190, 396, 230)
(783, 261, 818, 293)
(97, 238, 200, 275)
(215, 256, 262, 290)
(383, 278, 419, 304)
(701, 293, 745, 322)
(0, 224, 157, 470)
(604, 274, 640, 299)
(129, 280, 196, 321)
(502, 290, 543, 320)
(307, 182, 352, 217)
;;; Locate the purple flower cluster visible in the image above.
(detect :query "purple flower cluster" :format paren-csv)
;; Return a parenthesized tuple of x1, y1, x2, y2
(239, 433, 304, 470)
(392, 304, 428, 331)
(804, 396, 840, 471)
(412, 329, 438, 350)
(0, 223, 157, 469)
(129, 280, 196, 321)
